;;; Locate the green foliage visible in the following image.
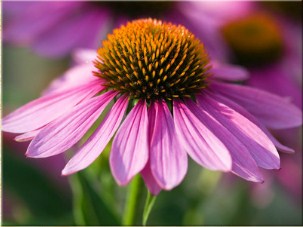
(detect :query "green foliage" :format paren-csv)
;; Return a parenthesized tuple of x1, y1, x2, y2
(69, 172, 120, 226)
(2, 149, 72, 225)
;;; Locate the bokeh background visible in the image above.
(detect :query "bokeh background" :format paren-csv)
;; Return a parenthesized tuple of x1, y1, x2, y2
(2, 1, 302, 225)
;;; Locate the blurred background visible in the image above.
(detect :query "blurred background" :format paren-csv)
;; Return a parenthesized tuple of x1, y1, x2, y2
(1, 1, 302, 225)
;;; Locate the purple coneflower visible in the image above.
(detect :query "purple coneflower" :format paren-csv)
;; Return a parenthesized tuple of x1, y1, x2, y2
(221, 12, 302, 108)
(178, 1, 302, 108)
(2, 19, 302, 195)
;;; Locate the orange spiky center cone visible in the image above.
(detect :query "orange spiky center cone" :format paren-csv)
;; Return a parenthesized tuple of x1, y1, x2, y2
(94, 18, 211, 102)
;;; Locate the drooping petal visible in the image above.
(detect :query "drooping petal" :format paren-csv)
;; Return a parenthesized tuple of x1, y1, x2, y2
(270, 139, 295, 154)
(173, 100, 232, 171)
(110, 101, 149, 185)
(210, 61, 249, 81)
(2, 80, 103, 133)
(62, 95, 128, 175)
(148, 101, 188, 190)
(212, 82, 302, 129)
(186, 99, 263, 182)
(26, 91, 117, 158)
(15, 129, 40, 142)
(141, 162, 162, 195)
(211, 92, 295, 154)
(197, 93, 280, 169)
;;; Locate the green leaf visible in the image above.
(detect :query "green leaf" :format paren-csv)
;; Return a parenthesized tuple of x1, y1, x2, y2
(69, 171, 120, 225)
(2, 150, 72, 225)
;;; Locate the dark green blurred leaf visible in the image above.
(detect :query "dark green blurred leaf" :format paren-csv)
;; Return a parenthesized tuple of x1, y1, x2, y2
(69, 171, 120, 225)
(3, 149, 72, 225)
(147, 187, 189, 225)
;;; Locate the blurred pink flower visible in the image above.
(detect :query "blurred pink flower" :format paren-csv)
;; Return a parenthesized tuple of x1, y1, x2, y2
(178, 1, 301, 108)
(3, 1, 192, 58)
(2, 19, 302, 195)
(272, 127, 302, 203)
(3, 2, 108, 57)
(277, 153, 302, 201)
(245, 18, 302, 109)
(250, 148, 302, 207)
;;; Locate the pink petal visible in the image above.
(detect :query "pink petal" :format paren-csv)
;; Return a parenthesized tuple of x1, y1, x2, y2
(3, 2, 40, 16)
(2, 80, 103, 133)
(26, 91, 117, 158)
(32, 9, 105, 57)
(148, 101, 187, 190)
(265, 135, 295, 154)
(42, 64, 100, 96)
(141, 162, 162, 195)
(211, 92, 295, 154)
(213, 82, 302, 129)
(210, 61, 249, 81)
(198, 93, 280, 169)
(248, 63, 302, 109)
(173, 100, 232, 171)
(186, 99, 263, 182)
(72, 49, 97, 65)
(72, 9, 111, 50)
(62, 95, 129, 175)
(110, 101, 149, 185)
(4, 2, 80, 44)
(15, 129, 40, 142)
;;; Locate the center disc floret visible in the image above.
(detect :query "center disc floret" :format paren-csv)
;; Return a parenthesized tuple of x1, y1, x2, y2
(94, 18, 210, 101)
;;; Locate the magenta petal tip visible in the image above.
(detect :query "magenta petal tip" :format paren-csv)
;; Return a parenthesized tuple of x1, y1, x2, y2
(61, 168, 74, 176)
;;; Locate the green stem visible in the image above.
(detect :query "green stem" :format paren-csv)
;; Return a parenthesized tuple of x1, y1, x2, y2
(69, 174, 86, 225)
(142, 191, 157, 226)
(122, 175, 142, 225)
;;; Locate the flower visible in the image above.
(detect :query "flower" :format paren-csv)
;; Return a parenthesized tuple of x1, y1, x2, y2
(222, 12, 302, 108)
(2, 19, 302, 195)
(3, 1, 187, 57)
(178, 2, 302, 108)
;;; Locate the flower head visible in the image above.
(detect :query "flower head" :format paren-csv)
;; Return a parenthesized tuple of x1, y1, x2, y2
(2, 19, 302, 195)
(95, 19, 210, 101)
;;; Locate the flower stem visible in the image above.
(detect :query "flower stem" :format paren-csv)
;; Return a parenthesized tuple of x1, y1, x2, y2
(142, 191, 157, 226)
(122, 175, 142, 225)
